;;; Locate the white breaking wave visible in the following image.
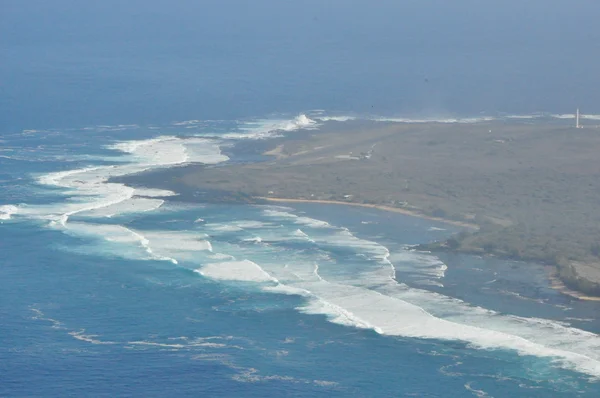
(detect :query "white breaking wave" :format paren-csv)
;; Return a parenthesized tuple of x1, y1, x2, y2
(262, 209, 332, 228)
(204, 223, 244, 233)
(293, 229, 316, 244)
(390, 250, 448, 280)
(372, 116, 496, 124)
(315, 115, 357, 122)
(10, 116, 600, 381)
(328, 112, 600, 124)
(11, 136, 228, 228)
(463, 382, 490, 398)
(37, 167, 596, 381)
(6, 135, 228, 273)
(192, 207, 600, 379)
(69, 330, 115, 345)
(82, 124, 139, 132)
(300, 291, 384, 333)
(171, 119, 203, 126)
(208, 253, 235, 260)
(62, 223, 178, 264)
(290, 276, 600, 379)
(141, 231, 213, 253)
(551, 114, 575, 119)
(77, 197, 165, 218)
(181, 139, 230, 164)
(263, 284, 311, 297)
(62, 222, 216, 265)
(548, 113, 600, 120)
(243, 236, 263, 244)
(107, 136, 228, 166)
(225, 111, 600, 134)
(134, 188, 178, 197)
(0, 204, 18, 220)
(197, 260, 279, 283)
(428, 227, 446, 231)
(222, 114, 319, 140)
(505, 114, 542, 120)
(232, 220, 273, 229)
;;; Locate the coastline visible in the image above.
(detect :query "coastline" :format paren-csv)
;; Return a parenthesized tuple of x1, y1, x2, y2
(116, 119, 600, 301)
(547, 268, 600, 302)
(260, 197, 600, 301)
(257, 197, 479, 230)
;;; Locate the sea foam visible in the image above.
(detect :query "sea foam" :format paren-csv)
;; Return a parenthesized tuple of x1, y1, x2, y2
(222, 114, 319, 140)
(0, 204, 18, 220)
(292, 278, 600, 378)
(222, 209, 600, 379)
(315, 115, 357, 122)
(197, 260, 279, 283)
(12, 118, 600, 381)
(372, 116, 496, 124)
(262, 209, 332, 228)
(16, 136, 228, 228)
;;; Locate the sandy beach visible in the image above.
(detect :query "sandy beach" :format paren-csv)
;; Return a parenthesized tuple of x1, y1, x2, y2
(257, 197, 479, 229)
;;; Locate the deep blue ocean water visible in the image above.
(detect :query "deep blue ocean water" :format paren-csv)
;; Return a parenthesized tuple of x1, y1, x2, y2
(2, 1, 600, 396)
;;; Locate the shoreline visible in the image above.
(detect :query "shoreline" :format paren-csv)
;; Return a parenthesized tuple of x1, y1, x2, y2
(118, 119, 600, 301)
(260, 196, 600, 302)
(259, 198, 600, 301)
(257, 197, 479, 229)
(546, 268, 600, 302)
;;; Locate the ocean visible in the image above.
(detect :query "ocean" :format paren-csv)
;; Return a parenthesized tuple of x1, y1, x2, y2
(2, 1, 600, 397)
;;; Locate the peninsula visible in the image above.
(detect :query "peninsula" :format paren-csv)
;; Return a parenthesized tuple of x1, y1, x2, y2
(118, 119, 600, 299)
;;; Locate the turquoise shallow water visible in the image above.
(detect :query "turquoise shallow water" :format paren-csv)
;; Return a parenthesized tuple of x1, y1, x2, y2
(1, 120, 600, 397)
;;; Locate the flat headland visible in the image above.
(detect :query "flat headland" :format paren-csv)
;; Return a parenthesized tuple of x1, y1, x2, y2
(117, 119, 600, 299)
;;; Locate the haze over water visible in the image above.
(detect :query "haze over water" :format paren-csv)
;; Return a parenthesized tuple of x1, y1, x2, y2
(2, 0, 600, 131)
(2, 1, 600, 397)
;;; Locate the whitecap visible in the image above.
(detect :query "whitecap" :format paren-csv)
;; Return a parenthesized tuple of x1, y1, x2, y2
(12, 136, 228, 229)
(196, 260, 279, 283)
(263, 284, 311, 297)
(582, 114, 600, 120)
(231, 220, 272, 229)
(390, 250, 448, 279)
(0, 204, 18, 220)
(372, 116, 496, 124)
(134, 188, 177, 197)
(218, 215, 600, 379)
(262, 209, 332, 228)
(505, 114, 543, 120)
(292, 279, 600, 378)
(204, 223, 244, 232)
(69, 329, 115, 345)
(222, 114, 319, 140)
(243, 236, 263, 244)
(76, 197, 165, 218)
(292, 229, 316, 243)
(551, 114, 575, 119)
(316, 115, 357, 122)
(428, 226, 446, 231)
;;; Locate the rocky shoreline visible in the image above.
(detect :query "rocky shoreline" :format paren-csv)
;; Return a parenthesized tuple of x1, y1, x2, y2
(115, 119, 600, 300)
(416, 231, 600, 300)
